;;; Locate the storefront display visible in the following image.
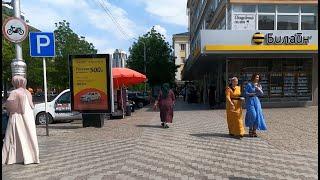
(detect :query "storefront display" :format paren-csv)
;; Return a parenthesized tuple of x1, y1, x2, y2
(227, 58, 312, 103)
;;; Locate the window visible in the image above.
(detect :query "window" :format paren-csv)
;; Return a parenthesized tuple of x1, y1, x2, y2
(301, 16, 317, 30)
(57, 92, 70, 104)
(301, 5, 317, 13)
(233, 5, 256, 13)
(277, 15, 298, 30)
(301, 5, 318, 30)
(180, 44, 186, 51)
(258, 5, 275, 13)
(258, 15, 275, 30)
(277, 5, 299, 13)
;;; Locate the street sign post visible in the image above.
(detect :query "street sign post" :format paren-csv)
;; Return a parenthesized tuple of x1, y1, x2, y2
(29, 32, 55, 136)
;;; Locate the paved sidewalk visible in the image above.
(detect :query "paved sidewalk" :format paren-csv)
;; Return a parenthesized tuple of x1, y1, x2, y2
(2, 101, 318, 180)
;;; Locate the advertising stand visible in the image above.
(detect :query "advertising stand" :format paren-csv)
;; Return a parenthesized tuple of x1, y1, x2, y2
(69, 54, 112, 128)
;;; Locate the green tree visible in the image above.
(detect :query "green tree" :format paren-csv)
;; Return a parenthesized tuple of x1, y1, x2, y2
(127, 27, 177, 88)
(51, 20, 97, 90)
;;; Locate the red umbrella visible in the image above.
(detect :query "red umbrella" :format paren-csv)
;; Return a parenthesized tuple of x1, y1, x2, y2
(112, 68, 147, 89)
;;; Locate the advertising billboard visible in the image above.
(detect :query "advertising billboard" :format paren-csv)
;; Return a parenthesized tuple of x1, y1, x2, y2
(69, 54, 112, 113)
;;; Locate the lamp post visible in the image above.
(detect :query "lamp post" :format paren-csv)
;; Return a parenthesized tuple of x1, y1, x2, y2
(133, 38, 147, 92)
(11, 0, 27, 77)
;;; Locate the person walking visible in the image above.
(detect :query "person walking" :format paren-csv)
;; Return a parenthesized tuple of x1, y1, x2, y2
(244, 73, 267, 137)
(209, 85, 216, 109)
(225, 77, 245, 139)
(2, 75, 40, 165)
(154, 83, 175, 128)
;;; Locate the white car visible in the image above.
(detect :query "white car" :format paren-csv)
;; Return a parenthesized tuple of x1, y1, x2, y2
(80, 92, 101, 102)
(33, 89, 82, 125)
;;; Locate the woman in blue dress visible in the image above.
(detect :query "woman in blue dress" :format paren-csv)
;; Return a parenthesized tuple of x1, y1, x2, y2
(244, 73, 267, 137)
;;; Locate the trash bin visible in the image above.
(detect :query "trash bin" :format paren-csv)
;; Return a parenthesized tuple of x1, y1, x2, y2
(125, 105, 131, 116)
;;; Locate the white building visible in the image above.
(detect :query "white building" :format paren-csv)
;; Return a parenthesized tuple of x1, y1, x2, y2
(112, 49, 127, 68)
(172, 32, 190, 84)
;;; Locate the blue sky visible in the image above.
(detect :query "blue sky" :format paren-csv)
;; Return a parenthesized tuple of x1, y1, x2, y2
(21, 0, 188, 55)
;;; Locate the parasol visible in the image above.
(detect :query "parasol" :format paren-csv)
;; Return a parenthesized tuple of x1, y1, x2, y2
(112, 68, 147, 89)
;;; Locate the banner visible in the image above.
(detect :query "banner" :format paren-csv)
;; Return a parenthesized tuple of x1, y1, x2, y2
(69, 55, 111, 113)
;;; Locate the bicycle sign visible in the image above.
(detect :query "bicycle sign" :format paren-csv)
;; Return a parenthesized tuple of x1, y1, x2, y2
(2, 17, 28, 43)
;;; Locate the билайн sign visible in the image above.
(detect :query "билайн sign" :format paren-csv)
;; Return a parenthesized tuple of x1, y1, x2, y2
(253, 32, 312, 45)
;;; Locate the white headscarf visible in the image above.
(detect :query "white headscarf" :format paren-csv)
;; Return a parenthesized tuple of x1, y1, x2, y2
(6, 76, 34, 114)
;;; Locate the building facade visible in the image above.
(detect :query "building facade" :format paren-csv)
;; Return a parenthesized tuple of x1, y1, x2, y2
(172, 32, 190, 84)
(183, 0, 318, 107)
(112, 49, 127, 68)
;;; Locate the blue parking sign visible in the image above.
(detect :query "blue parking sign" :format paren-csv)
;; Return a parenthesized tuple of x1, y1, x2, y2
(29, 32, 55, 57)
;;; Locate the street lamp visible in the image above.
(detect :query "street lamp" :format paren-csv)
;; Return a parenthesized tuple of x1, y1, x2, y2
(133, 38, 147, 92)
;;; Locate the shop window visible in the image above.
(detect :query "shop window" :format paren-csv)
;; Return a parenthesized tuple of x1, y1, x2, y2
(233, 5, 256, 13)
(258, 15, 275, 30)
(227, 58, 312, 102)
(258, 5, 275, 13)
(301, 16, 317, 30)
(277, 15, 298, 30)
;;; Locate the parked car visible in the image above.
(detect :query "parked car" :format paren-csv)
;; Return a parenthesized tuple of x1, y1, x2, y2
(80, 92, 101, 102)
(128, 91, 150, 108)
(33, 89, 82, 125)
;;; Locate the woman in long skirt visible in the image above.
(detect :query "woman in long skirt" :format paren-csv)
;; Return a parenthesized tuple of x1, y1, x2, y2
(2, 75, 40, 165)
(244, 73, 267, 137)
(225, 77, 245, 139)
(154, 83, 175, 128)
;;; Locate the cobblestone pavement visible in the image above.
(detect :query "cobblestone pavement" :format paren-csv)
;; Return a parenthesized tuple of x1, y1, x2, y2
(2, 101, 318, 180)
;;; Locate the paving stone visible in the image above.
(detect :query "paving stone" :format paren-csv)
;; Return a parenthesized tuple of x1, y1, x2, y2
(2, 101, 318, 179)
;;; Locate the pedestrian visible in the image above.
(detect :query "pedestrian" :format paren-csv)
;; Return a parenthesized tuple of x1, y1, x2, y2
(182, 86, 186, 102)
(2, 75, 40, 165)
(244, 73, 267, 137)
(225, 77, 245, 139)
(153, 83, 175, 128)
(208, 85, 216, 109)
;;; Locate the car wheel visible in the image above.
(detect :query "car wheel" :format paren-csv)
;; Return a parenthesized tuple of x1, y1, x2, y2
(137, 102, 144, 108)
(36, 112, 53, 125)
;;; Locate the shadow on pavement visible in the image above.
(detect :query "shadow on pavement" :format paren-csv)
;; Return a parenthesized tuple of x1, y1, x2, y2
(37, 125, 82, 129)
(190, 133, 251, 139)
(229, 177, 262, 180)
(145, 100, 217, 112)
(136, 125, 163, 129)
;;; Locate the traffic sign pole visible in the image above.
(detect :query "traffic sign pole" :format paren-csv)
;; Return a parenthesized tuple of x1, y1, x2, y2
(43, 57, 49, 136)
(29, 32, 55, 136)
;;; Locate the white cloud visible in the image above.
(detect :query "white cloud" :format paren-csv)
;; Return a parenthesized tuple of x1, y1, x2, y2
(21, 0, 143, 46)
(104, 48, 116, 55)
(21, 4, 63, 31)
(153, 25, 169, 40)
(141, 0, 188, 27)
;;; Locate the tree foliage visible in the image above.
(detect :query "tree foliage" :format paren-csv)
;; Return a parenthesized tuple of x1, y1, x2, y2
(51, 20, 97, 90)
(127, 27, 177, 87)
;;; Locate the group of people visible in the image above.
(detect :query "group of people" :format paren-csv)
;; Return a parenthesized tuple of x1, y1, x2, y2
(153, 73, 267, 139)
(225, 73, 267, 139)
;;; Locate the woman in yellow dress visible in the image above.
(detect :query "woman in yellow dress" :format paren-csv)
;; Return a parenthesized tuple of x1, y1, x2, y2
(225, 77, 245, 139)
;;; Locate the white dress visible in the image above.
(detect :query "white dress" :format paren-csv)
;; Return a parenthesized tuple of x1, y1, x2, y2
(2, 95, 40, 165)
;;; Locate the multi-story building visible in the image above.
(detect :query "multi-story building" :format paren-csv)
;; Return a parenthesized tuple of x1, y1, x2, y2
(172, 32, 190, 84)
(112, 49, 127, 68)
(183, 0, 318, 107)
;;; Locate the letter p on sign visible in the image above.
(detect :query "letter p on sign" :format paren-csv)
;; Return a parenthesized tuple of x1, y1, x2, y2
(29, 32, 55, 57)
